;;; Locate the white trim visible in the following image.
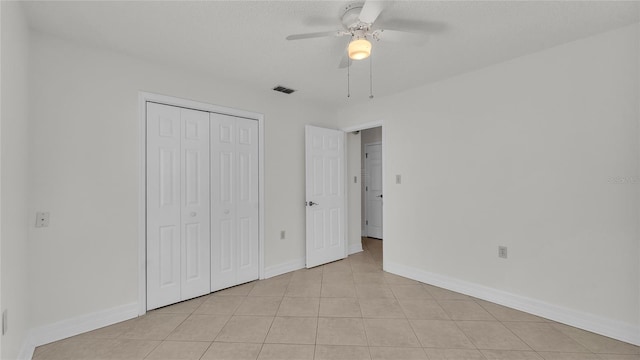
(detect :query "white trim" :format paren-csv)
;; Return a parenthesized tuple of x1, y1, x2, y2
(137, 93, 147, 316)
(341, 120, 383, 133)
(380, 125, 386, 269)
(343, 131, 349, 260)
(385, 261, 640, 346)
(348, 242, 363, 255)
(258, 112, 265, 279)
(18, 303, 138, 360)
(138, 91, 265, 312)
(263, 258, 305, 279)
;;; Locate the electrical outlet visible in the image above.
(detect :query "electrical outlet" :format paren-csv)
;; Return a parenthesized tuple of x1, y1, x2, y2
(2, 309, 7, 335)
(354, 176, 358, 183)
(396, 174, 402, 184)
(280, 230, 286, 240)
(35, 212, 50, 227)
(498, 246, 508, 259)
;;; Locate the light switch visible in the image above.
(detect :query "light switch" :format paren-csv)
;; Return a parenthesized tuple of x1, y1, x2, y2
(395, 175, 402, 184)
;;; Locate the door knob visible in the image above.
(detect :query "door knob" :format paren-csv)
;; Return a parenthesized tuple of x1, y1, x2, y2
(307, 201, 318, 206)
(376, 195, 383, 198)
(190, 212, 197, 217)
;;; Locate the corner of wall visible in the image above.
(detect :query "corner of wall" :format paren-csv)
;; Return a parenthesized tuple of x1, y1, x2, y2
(1, 1, 33, 359)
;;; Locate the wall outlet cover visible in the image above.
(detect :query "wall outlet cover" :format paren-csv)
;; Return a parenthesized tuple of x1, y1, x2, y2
(498, 246, 508, 259)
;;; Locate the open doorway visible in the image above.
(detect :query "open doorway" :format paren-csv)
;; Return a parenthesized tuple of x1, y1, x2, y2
(360, 127, 383, 262)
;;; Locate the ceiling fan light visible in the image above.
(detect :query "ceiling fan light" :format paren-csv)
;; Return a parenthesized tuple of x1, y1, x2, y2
(348, 38, 371, 60)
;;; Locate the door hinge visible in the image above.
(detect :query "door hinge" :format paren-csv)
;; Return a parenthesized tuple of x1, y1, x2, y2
(366, 220, 368, 225)
(366, 153, 368, 158)
(366, 186, 368, 191)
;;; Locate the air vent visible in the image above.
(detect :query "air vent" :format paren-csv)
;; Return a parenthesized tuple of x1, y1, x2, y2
(273, 85, 296, 94)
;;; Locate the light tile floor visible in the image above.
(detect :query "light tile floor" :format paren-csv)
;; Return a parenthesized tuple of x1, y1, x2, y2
(33, 238, 639, 360)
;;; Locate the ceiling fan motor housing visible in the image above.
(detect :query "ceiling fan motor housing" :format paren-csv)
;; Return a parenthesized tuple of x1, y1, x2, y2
(342, 3, 368, 30)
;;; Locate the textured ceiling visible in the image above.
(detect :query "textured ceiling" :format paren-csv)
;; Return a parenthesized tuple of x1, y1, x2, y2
(22, 1, 640, 107)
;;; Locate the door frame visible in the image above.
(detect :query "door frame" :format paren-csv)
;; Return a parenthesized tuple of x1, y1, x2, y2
(341, 121, 385, 266)
(363, 141, 382, 239)
(138, 91, 265, 316)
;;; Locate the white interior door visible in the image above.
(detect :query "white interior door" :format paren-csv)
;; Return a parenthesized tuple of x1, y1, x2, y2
(365, 143, 383, 239)
(147, 103, 181, 309)
(147, 102, 211, 310)
(305, 125, 346, 268)
(235, 118, 260, 284)
(211, 113, 259, 291)
(180, 109, 211, 300)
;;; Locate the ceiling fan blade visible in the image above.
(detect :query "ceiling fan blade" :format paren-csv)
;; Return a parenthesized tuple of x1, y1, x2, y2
(358, 0, 387, 25)
(338, 51, 350, 69)
(286, 31, 342, 41)
(376, 29, 429, 44)
(376, 18, 449, 34)
(303, 16, 341, 27)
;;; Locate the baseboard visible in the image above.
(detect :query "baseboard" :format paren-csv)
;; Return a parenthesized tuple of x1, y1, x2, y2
(264, 246, 363, 279)
(18, 302, 139, 360)
(384, 261, 640, 346)
(348, 242, 363, 255)
(263, 257, 305, 279)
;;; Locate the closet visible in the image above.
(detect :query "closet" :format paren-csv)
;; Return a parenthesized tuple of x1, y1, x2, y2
(146, 102, 259, 310)
(210, 114, 259, 291)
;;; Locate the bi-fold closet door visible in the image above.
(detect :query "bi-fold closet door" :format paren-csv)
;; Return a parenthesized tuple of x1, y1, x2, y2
(146, 102, 259, 311)
(210, 113, 259, 292)
(146, 102, 211, 310)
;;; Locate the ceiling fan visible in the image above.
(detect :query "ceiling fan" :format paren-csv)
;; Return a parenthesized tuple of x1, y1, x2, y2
(286, 1, 431, 68)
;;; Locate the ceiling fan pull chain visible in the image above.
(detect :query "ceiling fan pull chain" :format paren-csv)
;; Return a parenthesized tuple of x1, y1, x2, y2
(369, 55, 372, 99)
(347, 57, 351, 98)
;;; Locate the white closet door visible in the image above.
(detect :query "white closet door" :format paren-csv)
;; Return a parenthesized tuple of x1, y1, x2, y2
(147, 102, 182, 310)
(210, 114, 259, 291)
(211, 114, 236, 291)
(180, 109, 211, 300)
(235, 118, 259, 284)
(147, 103, 211, 310)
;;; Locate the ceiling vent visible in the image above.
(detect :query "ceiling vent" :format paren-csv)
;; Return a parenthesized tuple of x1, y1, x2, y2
(273, 85, 296, 94)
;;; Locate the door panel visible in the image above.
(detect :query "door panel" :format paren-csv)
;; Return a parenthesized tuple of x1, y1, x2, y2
(148, 102, 260, 306)
(211, 114, 259, 290)
(180, 108, 210, 299)
(365, 143, 383, 239)
(220, 219, 233, 272)
(211, 114, 237, 291)
(159, 225, 179, 287)
(184, 223, 200, 279)
(235, 118, 259, 283)
(305, 125, 346, 268)
(147, 102, 181, 310)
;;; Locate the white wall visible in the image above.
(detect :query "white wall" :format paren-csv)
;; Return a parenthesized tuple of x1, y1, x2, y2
(1, 2, 32, 359)
(337, 24, 640, 343)
(27, 31, 338, 332)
